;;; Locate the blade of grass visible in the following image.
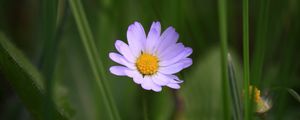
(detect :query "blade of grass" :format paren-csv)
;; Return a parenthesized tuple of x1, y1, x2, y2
(275, 2, 299, 118)
(68, 0, 120, 119)
(218, 0, 230, 119)
(227, 54, 242, 120)
(142, 91, 149, 120)
(287, 89, 300, 103)
(0, 33, 67, 120)
(250, 0, 270, 119)
(40, 0, 58, 119)
(243, 0, 250, 119)
(252, 0, 270, 85)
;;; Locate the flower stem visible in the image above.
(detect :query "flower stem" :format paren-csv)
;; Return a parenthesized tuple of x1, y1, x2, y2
(228, 54, 243, 120)
(69, 0, 120, 119)
(218, 0, 230, 119)
(41, 0, 58, 120)
(143, 93, 149, 120)
(243, 0, 250, 119)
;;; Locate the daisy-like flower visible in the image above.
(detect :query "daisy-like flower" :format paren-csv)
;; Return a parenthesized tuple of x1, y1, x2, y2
(249, 86, 272, 114)
(109, 21, 193, 92)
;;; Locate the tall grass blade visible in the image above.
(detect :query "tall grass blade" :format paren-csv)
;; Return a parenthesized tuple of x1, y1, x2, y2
(227, 54, 242, 120)
(252, 0, 270, 84)
(40, 0, 58, 119)
(68, 0, 120, 119)
(0, 33, 67, 120)
(243, 0, 250, 119)
(287, 89, 300, 103)
(251, 1, 270, 119)
(142, 92, 149, 120)
(218, 0, 230, 119)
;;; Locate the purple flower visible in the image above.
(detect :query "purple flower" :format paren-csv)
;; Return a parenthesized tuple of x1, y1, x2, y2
(109, 21, 192, 92)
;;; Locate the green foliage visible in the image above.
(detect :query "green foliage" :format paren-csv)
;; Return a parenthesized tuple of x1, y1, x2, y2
(0, 33, 67, 120)
(242, 0, 250, 119)
(287, 89, 300, 103)
(0, 0, 300, 119)
(181, 48, 228, 119)
(217, 0, 230, 119)
(227, 54, 242, 120)
(40, 0, 59, 119)
(69, 0, 120, 119)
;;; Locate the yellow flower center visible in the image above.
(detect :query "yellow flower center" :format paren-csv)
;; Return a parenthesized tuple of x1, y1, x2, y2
(249, 86, 261, 103)
(136, 53, 159, 75)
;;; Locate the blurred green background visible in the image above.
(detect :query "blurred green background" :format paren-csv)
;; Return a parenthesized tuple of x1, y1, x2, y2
(0, 0, 299, 120)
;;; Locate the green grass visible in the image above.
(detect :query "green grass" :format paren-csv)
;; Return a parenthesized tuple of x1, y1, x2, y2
(217, 0, 230, 119)
(0, 33, 67, 120)
(227, 54, 242, 120)
(0, 0, 300, 120)
(40, 0, 58, 119)
(69, 0, 120, 119)
(243, 0, 250, 119)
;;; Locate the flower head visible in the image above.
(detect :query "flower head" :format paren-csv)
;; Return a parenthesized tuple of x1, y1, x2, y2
(249, 85, 261, 104)
(109, 21, 193, 92)
(249, 85, 272, 114)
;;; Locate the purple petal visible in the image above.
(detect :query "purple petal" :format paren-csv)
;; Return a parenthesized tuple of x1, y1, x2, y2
(127, 22, 146, 56)
(109, 52, 136, 70)
(115, 40, 136, 63)
(159, 62, 185, 74)
(167, 83, 180, 89)
(141, 76, 162, 92)
(149, 77, 162, 92)
(179, 58, 193, 69)
(119, 58, 136, 70)
(146, 22, 161, 53)
(152, 72, 170, 86)
(164, 74, 183, 83)
(141, 76, 152, 90)
(134, 21, 147, 51)
(109, 66, 129, 76)
(156, 27, 179, 54)
(150, 21, 161, 34)
(159, 47, 192, 66)
(133, 76, 143, 84)
(158, 43, 184, 59)
(109, 52, 123, 64)
(124, 70, 143, 84)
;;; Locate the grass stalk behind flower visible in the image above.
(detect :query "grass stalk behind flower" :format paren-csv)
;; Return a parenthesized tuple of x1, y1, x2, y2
(40, 0, 58, 120)
(0, 33, 67, 120)
(250, 0, 270, 119)
(217, 0, 230, 119)
(142, 91, 149, 120)
(69, 0, 120, 119)
(252, 0, 270, 86)
(243, 0, 250, 119)
(227, 54, 242, 120)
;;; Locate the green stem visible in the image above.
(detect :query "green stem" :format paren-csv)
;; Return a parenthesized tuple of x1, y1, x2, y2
(227, 54, 242, 120)
(218, 0, 230, 119)
(41, 0, 58, 120)
(251, 0, 270, 119)
(69, 0, 120, 119)
(252, 0, 270, 84)
(143, 93, 149, 120)
(243, 0, 250, 119)
(0, 33, 67, 120)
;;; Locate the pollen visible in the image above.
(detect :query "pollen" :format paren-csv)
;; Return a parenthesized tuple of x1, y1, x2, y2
(136, 53, 159, 75)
